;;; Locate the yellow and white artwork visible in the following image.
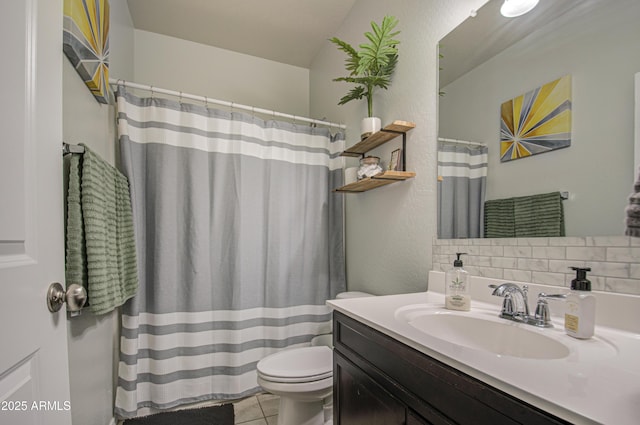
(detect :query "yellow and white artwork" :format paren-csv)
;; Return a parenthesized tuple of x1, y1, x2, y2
(63, 0, 110, 104)
(500, 75, 572, 162)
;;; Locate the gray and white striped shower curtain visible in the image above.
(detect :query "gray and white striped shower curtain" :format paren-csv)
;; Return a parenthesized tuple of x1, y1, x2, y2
(114, 87, 346, 418)
(438, 143, 488, 239)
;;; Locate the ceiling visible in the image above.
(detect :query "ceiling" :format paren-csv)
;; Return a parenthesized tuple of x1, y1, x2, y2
(126, 0, 358, 69)
(438, 0, 594, 87)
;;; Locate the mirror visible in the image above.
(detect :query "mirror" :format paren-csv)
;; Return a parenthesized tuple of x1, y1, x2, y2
(438, 0, 640, 237)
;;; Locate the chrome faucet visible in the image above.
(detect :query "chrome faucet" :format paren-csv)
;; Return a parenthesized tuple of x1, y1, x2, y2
(490, 283, 530, 321)
(490, 283, 566, 328)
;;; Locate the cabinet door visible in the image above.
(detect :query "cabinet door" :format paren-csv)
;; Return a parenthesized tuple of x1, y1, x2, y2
(335, 353, 405, 425)
(407, 410, 433, 425)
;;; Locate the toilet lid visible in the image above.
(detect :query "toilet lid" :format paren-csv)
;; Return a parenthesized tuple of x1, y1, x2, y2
(257, 346, 332, 383)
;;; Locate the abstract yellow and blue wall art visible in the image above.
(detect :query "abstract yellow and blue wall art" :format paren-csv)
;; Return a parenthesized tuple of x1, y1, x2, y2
(63, 0, 110, 104)
(500, 75, 571, 162)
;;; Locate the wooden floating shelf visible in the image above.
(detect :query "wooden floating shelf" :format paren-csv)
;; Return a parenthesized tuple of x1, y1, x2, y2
(334, 171, 416, 193)
(341, 120, 416, 157)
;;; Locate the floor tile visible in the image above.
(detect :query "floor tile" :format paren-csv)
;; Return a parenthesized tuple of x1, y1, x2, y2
(257, 393, 279, 417)
(236, 419, 267, 425)
(265, 414, 278, 425)
(233, 396, 264, 424)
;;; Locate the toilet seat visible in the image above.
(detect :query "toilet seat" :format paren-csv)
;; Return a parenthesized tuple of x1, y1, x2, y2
(257, 346, 332, 383)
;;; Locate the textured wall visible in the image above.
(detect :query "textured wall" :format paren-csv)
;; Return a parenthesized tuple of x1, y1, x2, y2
(309, 0, 489, 295)
(63, 2, 135, 425)
(133, 30, 310, 117)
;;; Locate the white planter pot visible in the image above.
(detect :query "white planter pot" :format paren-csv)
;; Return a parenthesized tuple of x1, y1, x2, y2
(360, 117, 381, 140)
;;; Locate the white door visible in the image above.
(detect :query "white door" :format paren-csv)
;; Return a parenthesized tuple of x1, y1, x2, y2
(0, 0, 72, 424)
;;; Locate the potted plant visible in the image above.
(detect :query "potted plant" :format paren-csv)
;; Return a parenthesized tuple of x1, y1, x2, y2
(330, 15, 400, 139)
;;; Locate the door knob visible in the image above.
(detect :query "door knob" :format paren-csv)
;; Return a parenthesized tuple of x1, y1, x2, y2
(47, 282, 87, 314)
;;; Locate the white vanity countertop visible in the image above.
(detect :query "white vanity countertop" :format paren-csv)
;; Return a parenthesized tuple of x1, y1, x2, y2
(328, 272, 640, 425)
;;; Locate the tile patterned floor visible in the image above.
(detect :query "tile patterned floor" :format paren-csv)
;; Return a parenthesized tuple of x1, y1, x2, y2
(233, 393, 279, 425)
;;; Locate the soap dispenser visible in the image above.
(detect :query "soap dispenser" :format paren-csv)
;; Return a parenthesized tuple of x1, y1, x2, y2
(565, 267, 596, 339)
(445, 253, 470, 311)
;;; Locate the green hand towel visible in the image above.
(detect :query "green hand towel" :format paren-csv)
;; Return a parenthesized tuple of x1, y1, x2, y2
(484, 192, 565, 238)
(514, 192, 565, 237)
(65, 145, 138, 315)
(65, 154, 88, 291)
(484, 198, 515, 238)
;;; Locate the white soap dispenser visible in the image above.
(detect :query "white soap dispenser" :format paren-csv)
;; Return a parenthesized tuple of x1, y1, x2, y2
(445, 253, 470, 311)
(564, 267, 596, 339)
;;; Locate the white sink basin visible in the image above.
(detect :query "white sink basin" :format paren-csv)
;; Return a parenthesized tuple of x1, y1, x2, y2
(395, 307, 570, 359)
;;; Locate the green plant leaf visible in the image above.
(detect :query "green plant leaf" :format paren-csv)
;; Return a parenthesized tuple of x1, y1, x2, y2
(329, 37, 359, 75)
(337, 86, 366, 105)
(330, 15, 400, 112)
(356, 16, 400, 75)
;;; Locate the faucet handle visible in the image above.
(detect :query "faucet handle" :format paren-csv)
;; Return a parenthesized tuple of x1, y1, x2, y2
(533, 298, 551, 327)
(538, 292, 567, 300)
(531, 292, 567, 328)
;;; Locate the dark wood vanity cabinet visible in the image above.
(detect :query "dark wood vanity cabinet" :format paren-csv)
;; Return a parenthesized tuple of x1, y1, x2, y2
(333, 311, 571, 425)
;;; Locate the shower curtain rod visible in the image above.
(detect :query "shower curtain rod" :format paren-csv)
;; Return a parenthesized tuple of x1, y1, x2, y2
(109, 78, 346, 130)
(438, 137, 487, 147)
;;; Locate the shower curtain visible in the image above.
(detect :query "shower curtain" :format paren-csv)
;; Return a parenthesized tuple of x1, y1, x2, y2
(438, 143, 488, 239)
(114, 87, 346, 418)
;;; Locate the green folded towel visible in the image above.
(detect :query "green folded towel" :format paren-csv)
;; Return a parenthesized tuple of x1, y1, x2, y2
(65, 145, 138, 315)
(484, 192, 565, 238)
(514, 192, 565, 237)
(484, 198, 515, 238)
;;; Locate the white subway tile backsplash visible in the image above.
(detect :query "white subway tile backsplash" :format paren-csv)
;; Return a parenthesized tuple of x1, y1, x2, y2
(605, 278, 640, 295)
(586, 236, 630, 247)
(532, 271, 565, 286)
(517, 258, 549, 272)
(549, 259, 585, 273)
(566, 247, 607, 261)
(466, 245, 484, 256)
(532, 246, 565, 259)
(503, 269, 532, 282)
(589, 262, 630, 278)
(492, 238, 518, 246)
(464, 265, 503, 279)
(491, 257, 518, 269)
(606, 247, 640, 262)
(470, 238, 491, 246)
(549, 237, 586, 246)
(486, 245, 505, 257)
(504, 246, 532, 258)
(433, 237, 640, 295)
(468, 256, 492, 267)
(517, 237, 549, 246)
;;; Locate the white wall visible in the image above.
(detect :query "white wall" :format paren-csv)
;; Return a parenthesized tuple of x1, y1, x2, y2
(63, 1, 134, 424)
(439, 1, 640, 236)
(133, 30, 310, 117)
(309, 0, 489, 295)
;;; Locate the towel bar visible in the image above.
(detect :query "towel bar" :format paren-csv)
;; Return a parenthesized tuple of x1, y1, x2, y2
(63, 142, 85, 155)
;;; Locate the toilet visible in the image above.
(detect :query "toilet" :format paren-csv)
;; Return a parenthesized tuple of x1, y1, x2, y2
(256, 291, 373, 425)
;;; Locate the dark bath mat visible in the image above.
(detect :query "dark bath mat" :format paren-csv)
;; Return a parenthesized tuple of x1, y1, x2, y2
(123, 403, 234, 425)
